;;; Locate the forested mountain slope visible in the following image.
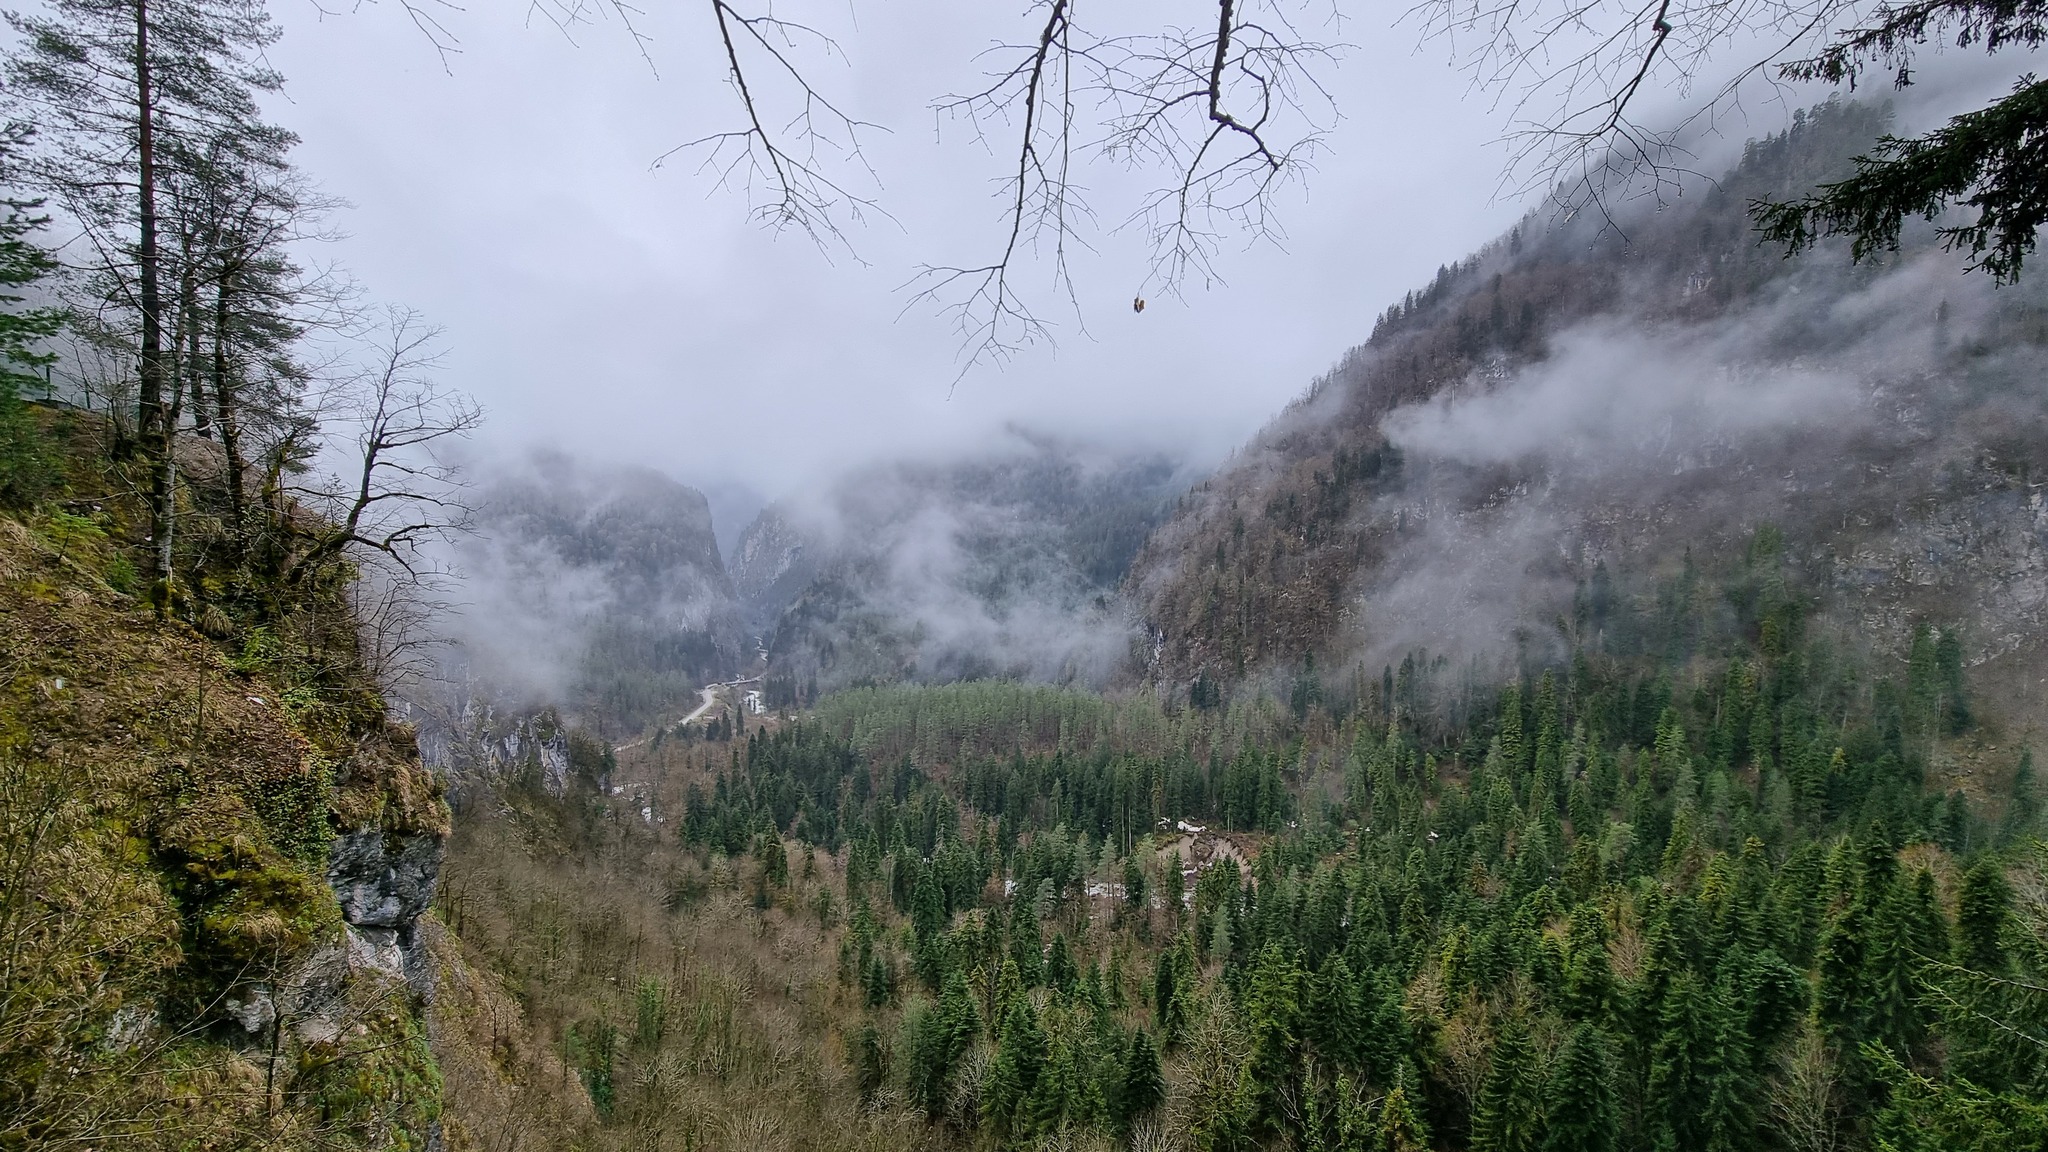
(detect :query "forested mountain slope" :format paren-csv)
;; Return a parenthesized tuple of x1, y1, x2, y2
(446, 509, 2048, 1152)
(1128, 100, 2048, 729)
(424, 98, 2048, 1152)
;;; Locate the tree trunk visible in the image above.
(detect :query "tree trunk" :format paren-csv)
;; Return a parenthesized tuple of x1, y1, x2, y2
(135, 0, 172, 602)
(212, 275, 244, 541)
(185, 262, 210, 438)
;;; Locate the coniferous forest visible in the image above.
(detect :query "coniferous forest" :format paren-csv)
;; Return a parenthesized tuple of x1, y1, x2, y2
(451, 523, 2040, 1152)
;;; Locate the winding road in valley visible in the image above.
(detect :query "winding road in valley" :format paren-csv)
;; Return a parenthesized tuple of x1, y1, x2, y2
(677, 685, 720, 726)
(613, 676, 761, 752)
(613, 686, 720, 752)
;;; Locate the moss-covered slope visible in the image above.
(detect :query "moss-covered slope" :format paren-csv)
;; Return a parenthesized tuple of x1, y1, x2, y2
(0, 505, 450, 1150)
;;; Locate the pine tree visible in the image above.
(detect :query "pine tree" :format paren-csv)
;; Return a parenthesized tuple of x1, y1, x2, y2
(1117, 1028, 1165, 1134)
(1907, 624, 1939, 736)
(904, 971, 981, 1116)
(1645, 969, 1750, 1152)
(1243, 942, 1305, 1135)
(982, 999, 1048, 1137)
(1012, 901, 1044, 986)
(1377, 1066, 1431, 1152)
(1935, 627, 1971, 734)
(903, 1001, 950, 1116)
(1021, 1034, 1070, 1136)
(1816, 895, 1870, 1051)
(1154, 947, 1182, 1040)
(1543, 1024, 1618, 1152)
(1305, 955, 1365, 1072)
(1955, 859, 2011, 973)
(1563, 904, 1613, 1022)
(1499, 682, 1527, 773)
(1045, 931, 1077, 994)
(1472, 1017, 1543, 1152)
(7, 0, 287, 595)
(1864, 880, 1925, 1057)
(0, 181, 59, 508)
(862, 950, 892, 1007)
(1907, 868, 1950, 974)
(1646, 970, 1708, 1151)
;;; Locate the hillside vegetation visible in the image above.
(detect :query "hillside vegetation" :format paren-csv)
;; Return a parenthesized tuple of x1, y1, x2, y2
(0, 410, 451, 1149)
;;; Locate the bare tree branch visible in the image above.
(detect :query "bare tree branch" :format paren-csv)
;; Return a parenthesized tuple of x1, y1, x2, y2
(282, 305, 478, 587)
(1413, 0, 1867, 221)
(652, 1, 888, 253)
(917, 0, 1340, 373)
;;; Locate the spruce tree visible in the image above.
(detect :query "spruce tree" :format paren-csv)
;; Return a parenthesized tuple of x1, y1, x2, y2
(1865, 881, 1925, 1057)
(1543, 1023, 1618, 1152)
(903, 1002, 950, 1116)
(982, 999, 1048, 1137)
(1376, 1068, 1430, 1152)
(7, 0, 286, 595)
(1045, 932, 1077, 994)
(1563, 904, 1613, 1022)
(1117, 1028, 1165, 1134)
(0, 180, 58, 508)
(1154, 947, 1181, 1038)
(1955, 859, 2011, 973)
(1305, 955, 1365, 1072)
(1472, 1017, 1543, 1152)
(1646, 970, 1711, 1152)
(1243, 942, 1305, 1135)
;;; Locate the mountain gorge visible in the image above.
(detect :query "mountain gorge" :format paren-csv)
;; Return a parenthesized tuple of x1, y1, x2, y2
(727, 436, 1188, 704)
(427, 451, 746, 737)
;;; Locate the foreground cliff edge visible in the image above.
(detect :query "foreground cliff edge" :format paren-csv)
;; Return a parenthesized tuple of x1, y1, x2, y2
(0, 413, 459, 1149)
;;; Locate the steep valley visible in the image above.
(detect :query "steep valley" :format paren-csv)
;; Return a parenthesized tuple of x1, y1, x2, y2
(15, 91, 2048, 1152)
(409, 101, 2048, 1152)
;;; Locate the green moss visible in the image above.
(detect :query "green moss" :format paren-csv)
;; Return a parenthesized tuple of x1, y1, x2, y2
(253, 755, 339, 866)
(299, 1001, 445, 1150)
(156, 830, 345, 1004)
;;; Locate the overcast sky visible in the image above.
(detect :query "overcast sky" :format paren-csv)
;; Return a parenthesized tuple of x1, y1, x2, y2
(254, 2, 2019, 535)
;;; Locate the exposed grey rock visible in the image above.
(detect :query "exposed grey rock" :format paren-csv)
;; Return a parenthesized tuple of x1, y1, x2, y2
(411, 689, 573, 794)
(327, 828, 443, 1002)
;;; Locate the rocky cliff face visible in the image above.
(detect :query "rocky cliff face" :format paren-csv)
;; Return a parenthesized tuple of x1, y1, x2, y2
(411, 683, 574, 794)
(737, 434, 1187, 696)
(0, 508, 449, 1146)
(329, 827, 444, 999)
(728, 504, 815, 633)
(437, 450, 745, 733)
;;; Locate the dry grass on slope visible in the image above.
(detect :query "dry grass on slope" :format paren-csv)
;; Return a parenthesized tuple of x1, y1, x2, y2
(432, 796, 954, 1152)
(0, 507, 448, 1149)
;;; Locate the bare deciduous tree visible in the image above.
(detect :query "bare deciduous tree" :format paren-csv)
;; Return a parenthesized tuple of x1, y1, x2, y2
(279, 305, 478, 589)
(1769, 1017, 1845, 1152)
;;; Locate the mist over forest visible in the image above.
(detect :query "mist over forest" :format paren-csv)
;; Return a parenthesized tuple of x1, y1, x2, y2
(11, 4, 2048, 1152)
